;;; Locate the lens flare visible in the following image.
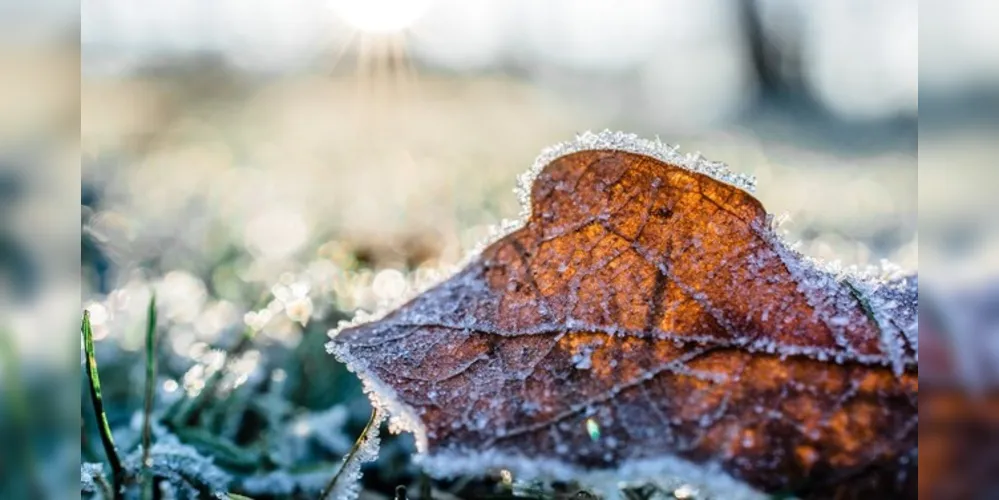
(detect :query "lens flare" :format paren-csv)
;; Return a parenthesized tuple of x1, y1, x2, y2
(330, 0, 434, 34)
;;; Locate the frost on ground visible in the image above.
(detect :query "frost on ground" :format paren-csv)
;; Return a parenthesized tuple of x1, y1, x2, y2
(80, 462, 105, 494)
(239, 469, 333, 497)
(275, 405, 354, 466)
(123, 442, 232, 499)
(237, 406, 355, 497)
(327, 130, 918, 498)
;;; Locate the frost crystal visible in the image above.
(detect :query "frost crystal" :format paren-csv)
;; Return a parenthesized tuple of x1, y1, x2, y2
(416, 451, 767, 500)
(517, 130, 757, 214)
(323, 408, 387, 500)
(240, 469, 331, 497)
(80, 462, 104, 493)
(124, 443, 231, 499)
(275, 405, 353, 466)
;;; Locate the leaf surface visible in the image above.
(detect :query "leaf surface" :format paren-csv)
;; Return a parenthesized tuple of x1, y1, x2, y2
(328, 132, 917, 498)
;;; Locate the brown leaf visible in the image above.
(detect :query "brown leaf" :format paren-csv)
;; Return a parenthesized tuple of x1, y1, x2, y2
(328, 132, 917, 499)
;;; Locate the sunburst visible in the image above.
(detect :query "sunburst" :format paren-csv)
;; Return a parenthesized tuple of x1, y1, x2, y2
(327, 0, 434, 125)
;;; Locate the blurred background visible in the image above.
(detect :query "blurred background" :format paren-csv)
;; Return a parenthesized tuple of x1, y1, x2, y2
(0, 0, 996, 498)
(78, 0, 926, 300)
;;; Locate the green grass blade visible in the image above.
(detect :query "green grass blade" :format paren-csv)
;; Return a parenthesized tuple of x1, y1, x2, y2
(320, 408, 380, 499)
(0, 328, 44, 497)
(82, 310, 124, 497)
(141, 295, 157, 500)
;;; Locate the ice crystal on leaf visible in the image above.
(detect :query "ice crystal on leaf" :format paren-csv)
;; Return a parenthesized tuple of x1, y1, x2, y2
(239, 469, 331, 497)
(80, 462, 104, 494)
(124, 443, 231, 499)
(272, 405, 353, 467)
(326, 131, 917, 498)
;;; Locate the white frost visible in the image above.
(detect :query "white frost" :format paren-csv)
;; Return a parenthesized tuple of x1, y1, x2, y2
(123, 442, 231, 499)
(240, 469, 331, 497)
(323, 407, 387, 500)
(80, 462, 104, 493)
(516, 129, 757, 212)
(417, 450, 767, 500)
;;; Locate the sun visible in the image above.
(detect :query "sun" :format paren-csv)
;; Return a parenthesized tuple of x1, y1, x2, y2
(330, 0, 435, 34)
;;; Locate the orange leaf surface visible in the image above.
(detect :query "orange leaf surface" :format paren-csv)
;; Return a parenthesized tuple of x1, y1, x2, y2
(328, 131, 917, 499)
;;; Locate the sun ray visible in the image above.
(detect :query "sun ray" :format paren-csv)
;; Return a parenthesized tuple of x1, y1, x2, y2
(326, 1, 431, 146)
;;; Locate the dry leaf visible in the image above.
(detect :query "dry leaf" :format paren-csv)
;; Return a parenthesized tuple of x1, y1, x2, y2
(328, 131, 917, 499)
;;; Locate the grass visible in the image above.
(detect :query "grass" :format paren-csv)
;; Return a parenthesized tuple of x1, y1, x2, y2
(141, 295, 157, 500)
(82, 310, 125, 498)
(319, 408, 380, 499)
(80, 294, 402, 500)
(78, 292, 639, 499)
(79, 287, 774, 500)
(82, 299, 264, 498)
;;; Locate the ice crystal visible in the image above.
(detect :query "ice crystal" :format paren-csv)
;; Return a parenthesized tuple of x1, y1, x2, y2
(239, 469, 331, 497)
(123, 443, 231, 499)
(416, 451, 767, 500)
(323, 408, 387, 500)
(80, 462, 104, 494)
(275, 405, 353, 466)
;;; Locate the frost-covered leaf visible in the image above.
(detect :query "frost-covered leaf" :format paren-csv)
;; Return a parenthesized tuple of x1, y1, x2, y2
(272, 405, 353, 468)
(80, 462, 104, 493)
(239, 468, 332, 497)
(124, 442, 231, 499)
(328, 131, 918, 499)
